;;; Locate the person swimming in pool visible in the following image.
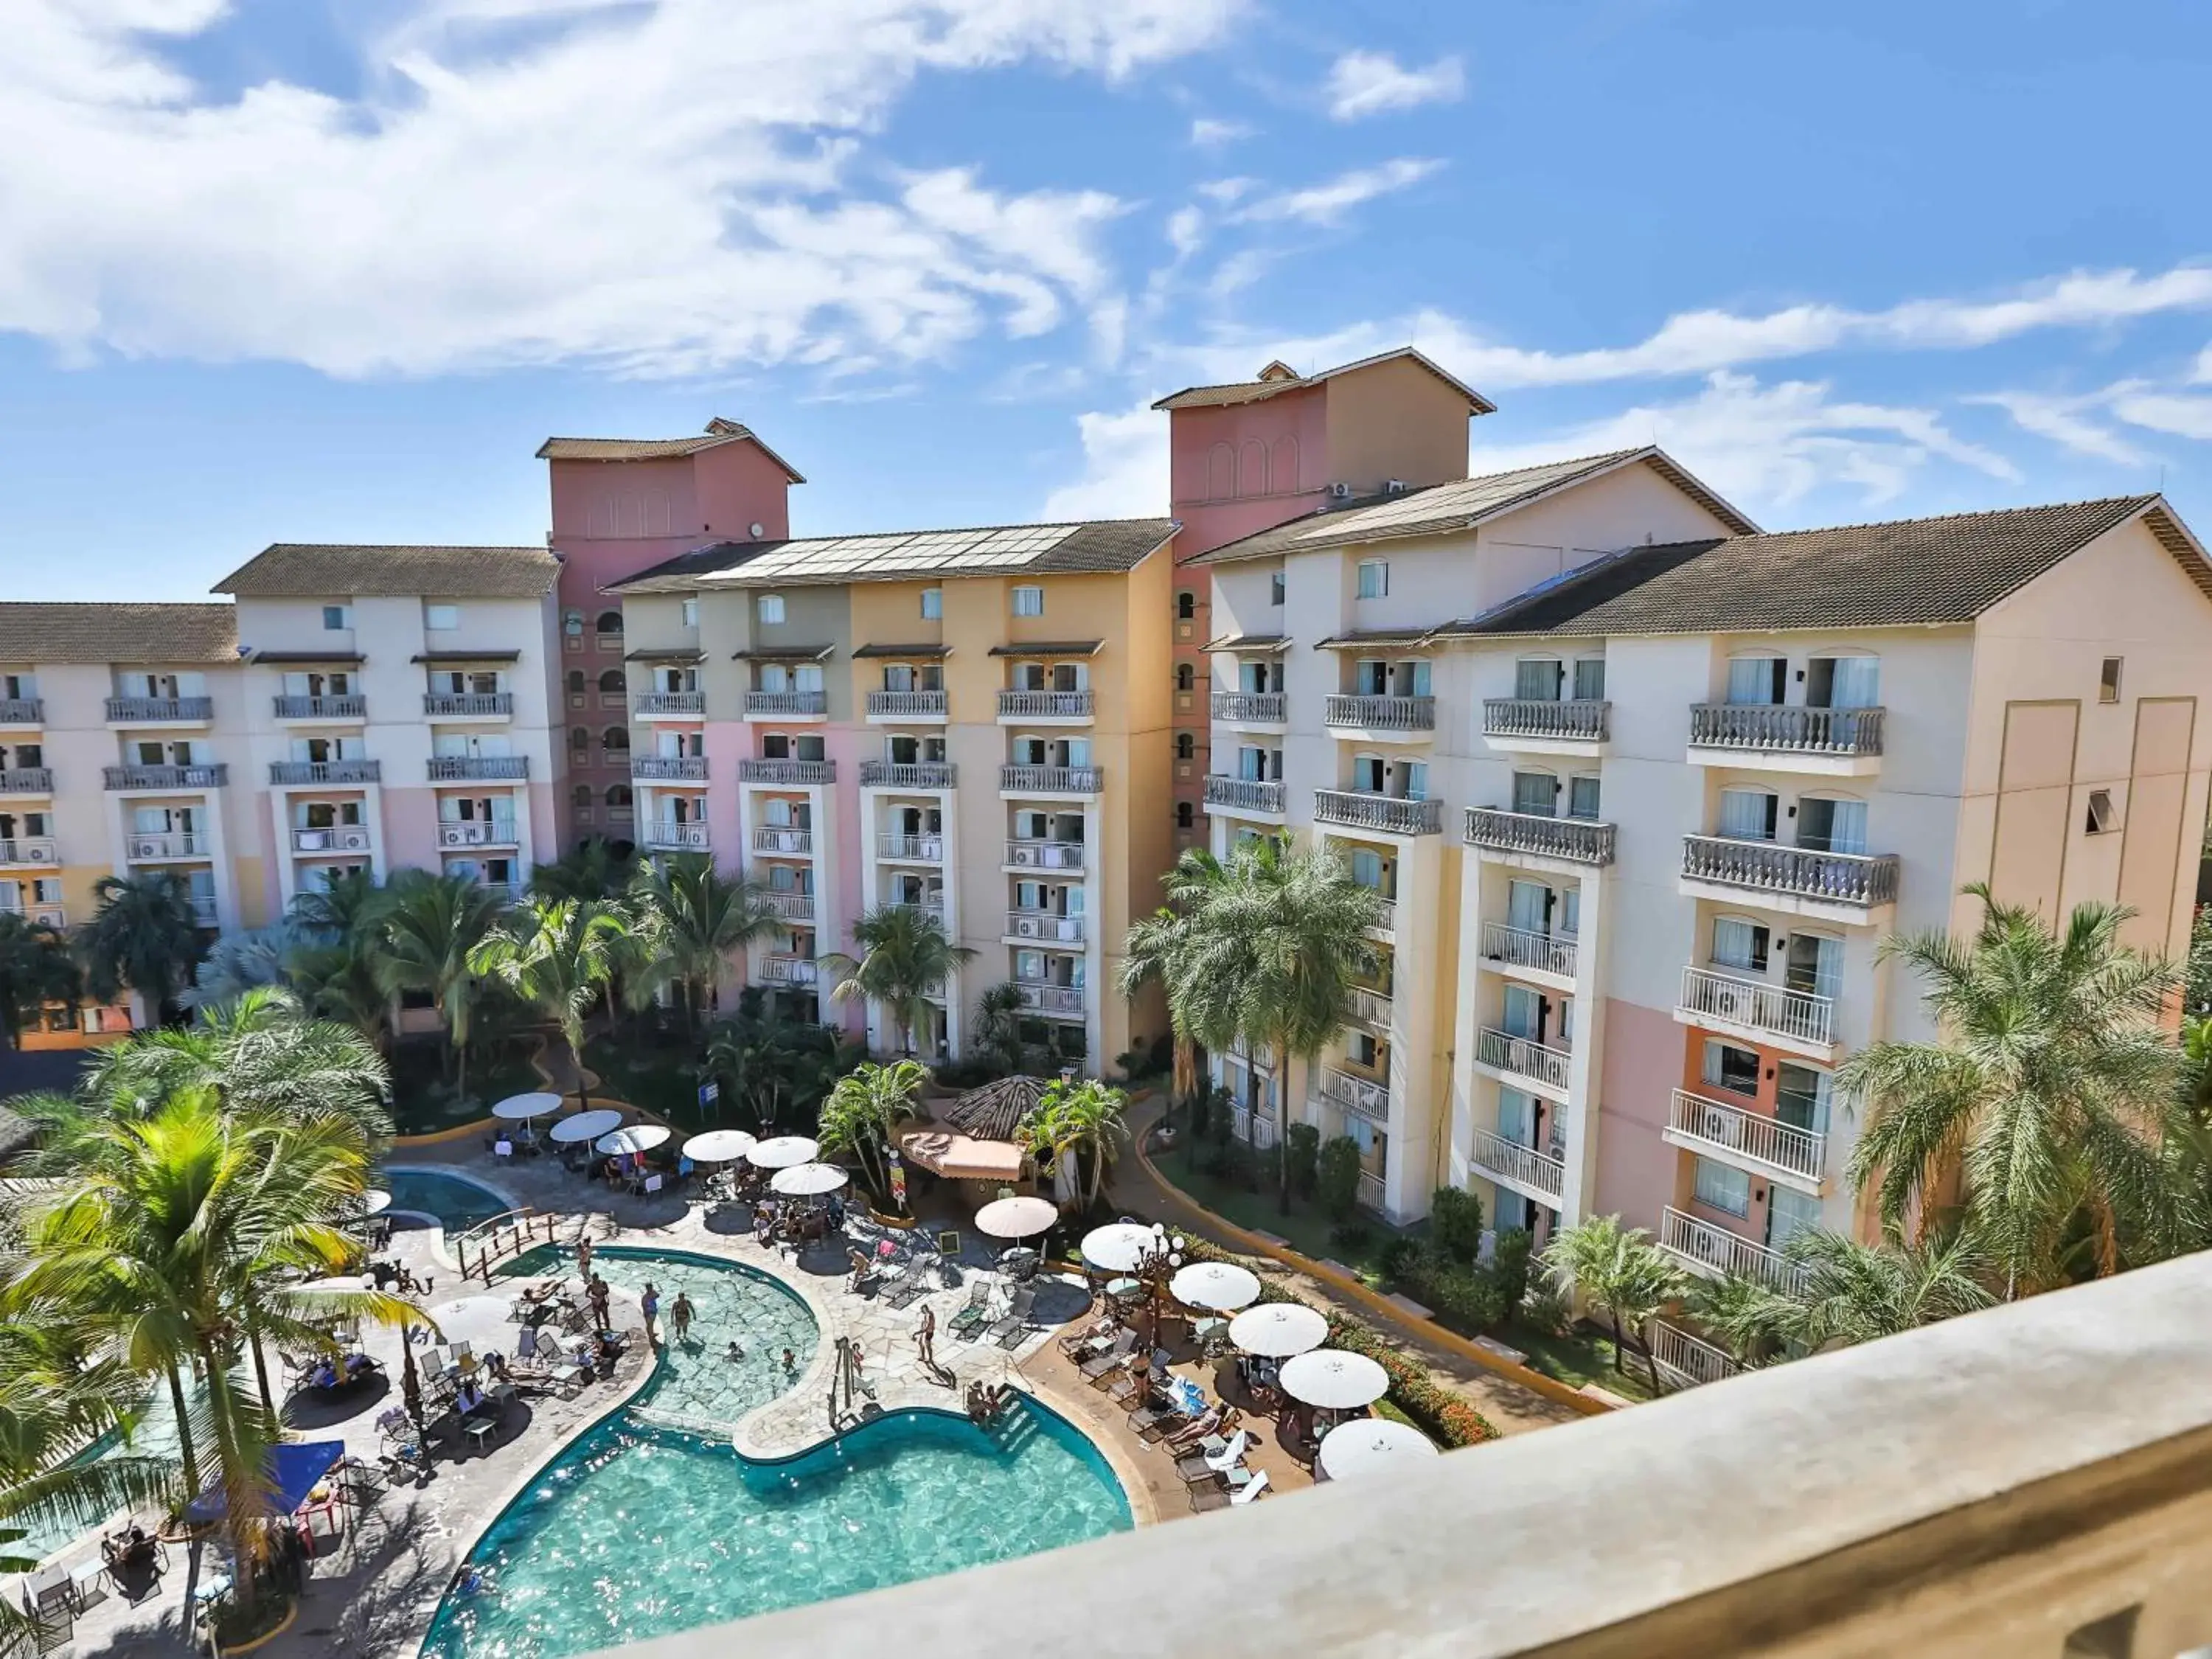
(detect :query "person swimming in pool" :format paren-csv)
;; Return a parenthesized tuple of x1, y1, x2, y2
(725, 1339, 745, 1362)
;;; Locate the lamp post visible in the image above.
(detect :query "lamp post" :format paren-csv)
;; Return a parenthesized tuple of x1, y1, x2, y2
(1134, 1222, 1186, 1352)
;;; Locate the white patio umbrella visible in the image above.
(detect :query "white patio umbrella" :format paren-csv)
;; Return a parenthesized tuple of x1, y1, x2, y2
(746, 1135, 820, 1170)
(360, 1189, 392, 1217)
(682, 1129, 757, 1164)
(491, 1092, 563, 1121)
(1079, 1222, 1160, 1275)
(1227, 1302, 1329, 1357)
(1279, 1349, 1390, 1411)
(1169, 1260, 1261, 1313)
(770, 1162, 849, 1197)
(549, 1109, 624, 1145)
(973, 1194, 1059, 1240)
(1318, 1418, 1438, 1481)
(595, 1123, 672, 1157)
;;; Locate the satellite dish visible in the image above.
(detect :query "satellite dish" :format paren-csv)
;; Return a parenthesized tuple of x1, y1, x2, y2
(749, 522, 765, 538)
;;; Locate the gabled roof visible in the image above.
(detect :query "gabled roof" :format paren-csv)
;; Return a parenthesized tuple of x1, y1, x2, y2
(535, 417, 807, 483)
(0, 603, 239, 664)
(1152, 347, 1497, 415)
(1189, 448, 1757, 567)
(1437, 495, 2192, 639)
(215, 544, 559, 599)
(608, 518, 1177, 594)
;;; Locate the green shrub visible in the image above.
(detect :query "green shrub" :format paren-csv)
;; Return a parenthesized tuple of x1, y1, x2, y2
(1427, 1264, 1509, 1332)
(1284, 1122, 1321, 1199)
(1377, 1234, 1419, 1284)
(1493, 1226, 1534, 1317)
(1430, 1185, 1486, 1265)
(1315, 1135, 1363, 1220)
(1254, 1142, 1283, 1196)
(1327, 1219, 1372, 1252)
(1520, 1276, 1573, 1338)
(1184, 1086, 1211, 1139)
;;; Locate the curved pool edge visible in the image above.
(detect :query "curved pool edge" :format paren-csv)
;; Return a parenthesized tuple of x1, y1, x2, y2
(376, 1162, 525, 1270)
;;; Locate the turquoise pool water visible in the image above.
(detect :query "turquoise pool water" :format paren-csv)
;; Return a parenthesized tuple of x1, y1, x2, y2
(383, 1167, 513, 1233)
(420, 1248, 1130, 1659)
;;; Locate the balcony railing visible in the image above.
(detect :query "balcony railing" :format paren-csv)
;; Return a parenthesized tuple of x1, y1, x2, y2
(1000, 765, 1101, 795)
(289, 825, 372, 853)
(437, 821, 518, 847)
(1475, 1027, 1573, 1092)
(1005, 838, 1083, 871)
(1356, 1169, 1387, 1213)
(1315, 1064, 1391, 1124)
(1203, 776, 1285, 815)
(1007, 909, 1085, 945)
(998, 689, 1093, 719)
(0, 769, 52, 794)
(1681, 834, 1899, 908)
(886, 899, 945, 925)
(879, 833, 945, 862)
(1313, 790, 1441, 836)
(763, 891, 816, 922)
(1470, 1127, 1565, 1201)
(632, 755, 709, 781)
(422, 692, 512, 717)
(1648, 1318, 1742, 1391)
(738, 759, 835, 785)
(745, 690, 828, 717)
(269, 759, 380, 785)
(274, 694, 366, 720)
(1678, 964, 1835, 1048)
(1362, 894, 1395, 934)
(866, 691, 947, 719)
(1346, 985, 1393, 1028)
(105, 763, 226, 790)
(1210, 692, 1285, 723)
(1228, 1106, 1279, 1151)
(126, 831, 212, 860)
(634, 691, 706, 717)
(1482, 698, 1610, 742)
(1463, 807, 1616, 866)
(0, 903, 66, 929)
(0, 699, 43, 725)
(760, 954, 818, 986)
(1480, 922, 1577, 979)
(1660, 1207, 1806, 1292)
(1668, 1088, 1827, 1186)
(1015, 981, 1087, 1018)
(105, 695, 212, 723)
(427, 755, 527, 781)
(0, 838, 58, 865)
(859, 761, 956, 790)
(752, 827, 814, 856)
(190, 898, 219, 927)
(641, 821, 710, 851)
(1324, 694, 1435, 731)
(1690, 703, 1886, 757)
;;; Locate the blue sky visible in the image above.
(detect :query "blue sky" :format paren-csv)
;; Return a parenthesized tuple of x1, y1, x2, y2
(5, 0, 2212, 599)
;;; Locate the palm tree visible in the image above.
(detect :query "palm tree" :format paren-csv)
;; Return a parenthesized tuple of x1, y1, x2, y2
(375, 871, 509, 1096)
(529, 838, 635, 905)
(1119, 907, 1202, 1104)
(629, 854, 777, 1034)
(1837, 884, 2177, 1295)
(704, 999, 855, 1133)
(1019, 1077, 1128, 1211)
(1685, 1272, 1795, 1370)
(1538, 1214, 1686, 1391)
(287, 866, 385, 941)
(815, 1060, 928, 1209)
(970, 981, 1029, 1076)
(76, 872, 204, 1025)
(0, 911, 76, 1050)
(820, 906, 975, 1060)
(470, 899, 629, 1112)
(181, 924, 299, 1010)
(1778, 1226, 1997, 1349)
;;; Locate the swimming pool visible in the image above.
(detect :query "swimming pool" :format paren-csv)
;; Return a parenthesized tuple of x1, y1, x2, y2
(420, 1247, 1130, 1658)
(381, 1167, 513, 1234)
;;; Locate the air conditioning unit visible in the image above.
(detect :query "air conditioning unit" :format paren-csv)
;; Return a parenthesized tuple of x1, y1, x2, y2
(1013, 916, 1043, 939)
(439, 826, 471, 847)
(1328, 482, 1353, 500)
(128, 836, 164, 859)
(1385, 478, 1409, 495)
(1011, 844, 1038, 867)
(1700, 1107, 1736, 1145)
(24, 844, 54, 863)
(1710, 984, 1752, 1022)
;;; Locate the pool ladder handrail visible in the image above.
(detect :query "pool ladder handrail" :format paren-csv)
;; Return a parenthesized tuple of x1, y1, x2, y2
(453, 1207, 563, 1281)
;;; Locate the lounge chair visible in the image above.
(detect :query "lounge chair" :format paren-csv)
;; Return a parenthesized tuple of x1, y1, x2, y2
(1174, 1427, 1246, 1482)
(884, 1257, 939, 1310)
(945, 1280, 992, 1339)
(1078, 1329, 1138, 1382)
(1102, 1368, 1142, 1407)
(1125, 1398, 1176, 1441)
(984, 1284, 1037, 1348)
(1057, 1315, 1116, 1357)
(1189, 1468, 1270, 1513)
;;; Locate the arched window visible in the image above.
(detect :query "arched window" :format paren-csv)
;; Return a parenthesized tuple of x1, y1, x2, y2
(571, 784, 593, 808)
(1176, 591, 1197, 620)
(598, 668, 625, 692)
(1175, 664, 1194, 692)
(595, 609, 625, 634)
(569, 726, 589, 751)
(563, 608, 585, 637)
(1175, 734, 1196, 760)
(602, 726, 630, 753)
(566, 669, 585, 694)
(606, 784, 633, 808)
(1175, 802, 1194, 829)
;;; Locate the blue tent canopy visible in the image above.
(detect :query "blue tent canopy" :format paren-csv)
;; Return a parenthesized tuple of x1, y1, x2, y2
(183, 1439, 346, 1526)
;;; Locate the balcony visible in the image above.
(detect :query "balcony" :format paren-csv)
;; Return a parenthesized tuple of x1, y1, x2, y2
(1469, 1126, 1566, 1203)
(289, 825, 372, 854)
(190, 897, 219, 928)
(1356, 1169, 1386, 1213)
(1689, 703, 1886, 774)
(427, 755, 527, 782)
(0, 903, 66, 929)
(1478, 921, 1578, 982)
(1648, 1318, 1742, 1391)
(1660, 1206, 1806, 1293)
(632, 755, 709, 782)
(760, 954, 819, 987)
(745, 690, 828, 717)
(1463, 807, 1615, 866)
(641, 821, 710, 852)
(0, 838, 58, 866)
(763, 891, 816, 922)
(1006, 909, 1085, 946)
(269, 759, 380, 785)
(752, 826, 814, 856)
(859, 761, 957, 790)
(1203, 776, 1285, 817)
(1680, 834, 1900, 916)
(879, 833, 945, 863)
(866, 691, 947, 720)
(886, 899, 945, 926)
(1666, 1088, 1828, 1192)
(738, 759, 835, 786)
(1004, 838, 1083, 872)
(105, 763, 226, 790)
(634, 691, 706, 718)
(1362, 894, 1395, 935)
(1315, 1064, 1391, 1125)
(1323, 694, 1435, 736)
(422, 692, 512, 717)
(1346, 985, 1393, 1029)
(125, 831, 212, 860)
(1015, 981, 1088, 1018)
(272, 694, 366, 721)
(1474, 1026, 1573, 1094)
(1677, 964, 1836, 1054)
(1000, 764, 1101, 796)
(1482, 698, 1610, 749)
(1209, 692, 1285, 725)
(997, 689, 1093, 720)
(0, 699, 42, 726)
(105, 695, 213, 724)
(0, 769, 52, 795)
(1313, 789, 1441, 837)
(438, 821, 518, 848)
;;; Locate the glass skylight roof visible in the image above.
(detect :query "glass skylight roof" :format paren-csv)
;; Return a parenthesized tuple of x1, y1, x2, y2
(699, 524, 1081, 583)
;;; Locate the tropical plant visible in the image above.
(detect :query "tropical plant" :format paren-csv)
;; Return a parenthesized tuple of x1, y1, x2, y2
(1685, 1271, 1796, 1369)
(1017, 1077, 1128, 1210)
(1429, 1186, 1486, 1265)
(469, 900, 629, 1113)
(1837, 885, 2177, 1295)
(815, 1060, 928, 1208)
(1538, 1214, 1687, 1391)
(628, 853, 776, 1034)
(968, 980, 1029, 1077)
(285, 932, 394, 1052)
(0, 911, 76, 1050)
(374, 871, 509, 1096)
(2187, 903, 2212, 1017)
(1283, 1121, 1319, 1200)
(1315, 1134, 1362, 1220)
(1119, 905, 1203, 1102)
(181, 924, 299, 1010)
(286, 867, 386, 941)
(1778, 1225, 1997, 1349)
(529, 838, 636, 905)
(819, 905, 975, 1059)
(76, 872, 204, 1023)
(703, 995, 856, 1133)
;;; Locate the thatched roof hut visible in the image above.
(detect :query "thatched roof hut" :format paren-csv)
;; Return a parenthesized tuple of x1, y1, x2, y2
(939, 1074, 1048, 1141)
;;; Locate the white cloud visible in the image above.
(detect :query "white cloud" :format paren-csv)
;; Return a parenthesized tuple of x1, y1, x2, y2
(1165, 206, 1206, 260)
(2110, 391, 2212, 442)
(1234, 158, 1443, 227)
(1195, 176, 1255, 205)
(0, 0, 1241, 378)
(1189, 117, 1253, 147)
(1041, 403, 1166, 519)
(1967, 390, 2145, 465)
(2193, 343, 2212, 383)
(1324, 50, 1465, 120)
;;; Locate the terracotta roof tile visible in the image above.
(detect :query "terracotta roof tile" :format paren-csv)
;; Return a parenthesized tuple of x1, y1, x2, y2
(0, 603, 239, 664)
(215, 544, 559, 599)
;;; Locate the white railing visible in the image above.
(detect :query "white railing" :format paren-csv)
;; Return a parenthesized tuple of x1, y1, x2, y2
(760, 954, 818, 986)
(1680, 835, 1900, 908)
(752, 826, 813, 855)
(1363, 896, 1395, 934)
(998, 689, 1093, 719)
(0, 699, 42, 724)
(1313, 789, 1441, 836)
(1006, 910, 1085, 945)
(438, 820, 518, 847)
(422, 692, 512, 717)
(641, 821, 710, 851)
(866, 690, 947, 718)
(269, 759, 380, 785)
(1015, 981, 1087, 1017)
(859, 761, 956, 790)
(1315, 1065, 1391, 1124)
(633, 755, 707, 782)
(1228, 1105, 1253, 1144)
(886, 900, 945, 925)
(745, 690, 828, 716)
(1660, 1207, 1806, 1292)
(878, 833, 945, 861)
(106, 695, 212, 722)
(1480, 922, 1577, 978)
(105, 763, 227, 790)
(1678, 964, 1835, 1047)
(1203, 776, 1285, 814)
(289, 825, 372, 853)
(126, 832, 211, 860)
(1475, 1026, 1572, 1092)
(1005, 839, 1084, 870)
(1346, 985, 1394, 1027)
(274, 694, 366, 720)
(1667, 1089, 1826, 1186)
(0, 769, 53, 793)
(1648, 1318, 1742, 1391)
(634, 691, 706, 717)
(0, 838, 57, 865)
(1324, 694, 1436, 731)
(426, 755, 526, 780)
(1483, 699, 1609, 742)
(738, 759, 835, 785)
(1000, 764, 1102, 794)
(1210, 692, 1285, 723)
(1469, 1127, 1565, 1201)
(1463, 807, 1616, 866)
(1689, 703, 1885, 757)
(1355, 1169, 1387, 1213)
(763, 891, 815, 921)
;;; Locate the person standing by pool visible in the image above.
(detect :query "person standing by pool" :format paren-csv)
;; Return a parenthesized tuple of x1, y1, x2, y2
(669, 1291, 695, 1343)
(588, 1275, 612, 1329)
(641, 1282, 661, 1346)
(576, 1235, 594, 1281)
(916, 1303, 936, 1368)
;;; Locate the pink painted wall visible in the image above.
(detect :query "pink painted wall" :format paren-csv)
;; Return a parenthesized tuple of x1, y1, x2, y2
(1593, 997, 1686, 1234)
(1166, 388, 1333, 547)
(695, 445, 796, 544)
(381, 785, 445, 874)
(701, 720, 751, 875)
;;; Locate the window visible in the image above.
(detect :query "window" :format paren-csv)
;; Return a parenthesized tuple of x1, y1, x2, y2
(1798, 796, 1868, 855)
(1726, 655, 1785, 706)
(2085, 788, 2117, 834)
(606, 784, 633, 808)
(1693, 1158, 1752, 1218)
(680, 597, 699, 627)
(1352, 754, 1385, 793)
(566, 670, 585, 695)
(1175, 802, 1194, 829)
(571, 785, 593, 808)
(1175, 734, 1195, 760)
(1270, 571, 1286, 607)
(1355, 560, 1388, 599)
(1719, 787, 1779, 841)
(757, 594, 785, 625)
(1571, 658, 1606, 702)
(595, 609, 624, 634)
(598, 669, 624, 692)
(1703, 1039, 1761, 1096)
(1515, 658, 1564, 702)
(1767, 1186, 1821, 1249)
(2099, 656, 2123, 703)
(1775, 1064, 1832, 1134)
(564, 608, 585, 637)
(1175, 664, 1194, 692)
(1712, 917, 1770, 973)
(601, 726, 630, 753)
(321, 605, 351, 630)
(920, 587, 942, 620)
(1567, 776, 1601, 821)
(1176, 591, 1197, 621)
(1809, 655, 1879, 709)
(1512, 770, 1559, 817)
(425, 604, 459, 631)
(1400, 760, 1429, 801)
(1012, 585, 1045, 616)
(569, 726, 589, 751)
